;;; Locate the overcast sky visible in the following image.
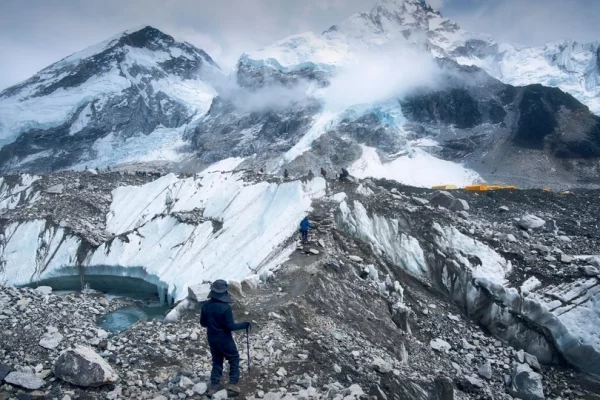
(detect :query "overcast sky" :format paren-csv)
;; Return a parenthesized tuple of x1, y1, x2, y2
(1, 0, 599, 91)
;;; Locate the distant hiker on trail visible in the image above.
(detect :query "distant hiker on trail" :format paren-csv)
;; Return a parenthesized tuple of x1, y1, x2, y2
(321, 168, 327, 178)
(339, 168, 350, 181)
(308, 170, 314, 180)
(284, 169, 289, 179)
(300, 216, 312, 243)
(200, 280, 250, 397)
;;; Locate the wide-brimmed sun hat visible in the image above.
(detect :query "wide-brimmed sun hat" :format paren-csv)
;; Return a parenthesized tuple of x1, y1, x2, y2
(208, 279, 233, 303)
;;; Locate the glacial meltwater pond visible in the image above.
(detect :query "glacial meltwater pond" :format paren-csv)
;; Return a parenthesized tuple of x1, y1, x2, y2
(99, 304, 170, 332)
(24, 274, 171, 332)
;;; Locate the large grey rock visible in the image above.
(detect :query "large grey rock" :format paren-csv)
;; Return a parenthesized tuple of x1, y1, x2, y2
(53, 345, 119, 387)
(478, 361, 492, 380)
(430, 191, 455, 209)
(212, 389, 228, 400)
(39, 330, 64, 349)
(451, 199, 470, 212)
(509, 363, 545, 400)
(429, 191, 469, 212)
(34, 286, 53, 295)
(518, 215, 546, 230)
(187, 283, 210, 302)
(193, 382, 207, 395)
(560, 253, 574, 264)
(371, 357, 392, 374)
(430, 338, 451, 353)
(4, 371, 45, 390)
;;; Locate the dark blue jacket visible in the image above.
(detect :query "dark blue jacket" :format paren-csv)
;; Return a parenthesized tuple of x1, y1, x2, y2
(200, 299, 248, 342)
(300, 218, 311, 232)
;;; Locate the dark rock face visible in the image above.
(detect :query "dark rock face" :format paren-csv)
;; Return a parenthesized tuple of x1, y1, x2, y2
(187, 97, 322, 166)
(514, 84, 600, 158)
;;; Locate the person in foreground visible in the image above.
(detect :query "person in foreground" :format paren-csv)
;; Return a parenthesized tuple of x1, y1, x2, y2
(200, 280, 250, 397)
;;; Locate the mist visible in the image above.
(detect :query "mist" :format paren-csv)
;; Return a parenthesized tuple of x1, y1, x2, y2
(199, 67, 315, 114)
(319, 46, 442, 111)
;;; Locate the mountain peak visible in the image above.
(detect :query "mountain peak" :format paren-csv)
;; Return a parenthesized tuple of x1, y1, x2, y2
(117, 25, 177, 50)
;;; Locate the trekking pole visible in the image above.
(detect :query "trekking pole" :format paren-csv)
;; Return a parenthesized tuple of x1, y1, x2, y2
(246, 327, 251, 371)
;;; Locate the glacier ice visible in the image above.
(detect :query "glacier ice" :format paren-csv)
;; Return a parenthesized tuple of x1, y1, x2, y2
(0, 172, 326, 302)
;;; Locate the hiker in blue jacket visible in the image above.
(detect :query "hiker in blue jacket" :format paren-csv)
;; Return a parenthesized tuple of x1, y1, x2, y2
(300, 216, 311, 243)
(200, 280, 250, 397)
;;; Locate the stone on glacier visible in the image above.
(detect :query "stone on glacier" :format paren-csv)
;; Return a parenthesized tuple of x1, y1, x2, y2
(518, 215, 546, 230)
(4, 371, 45, 390)
(509, 363, 544, 400)
(39, 330, 64, 349)
(53, 346, 119, 387)
(430, 338, 451, 353)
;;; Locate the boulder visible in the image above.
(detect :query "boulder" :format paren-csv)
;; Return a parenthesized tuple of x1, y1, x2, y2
(430, 191, 469, 212)
(53, 346, 119, 387)
(560, 254, 574, 264)
(518, 215, 546, 230)
(193, 382, 207, 395)
(430, 191, 455, 209)
(509, 363, 545, 400)
(348, 255, 363, 262)
(39, 330, 63, 350)
(34, 286, 52, 295)
(430, 338, 451, 353)
(4, 371, 45, 390)
(478, 361, 492, 380)
(451, 199, 470, 212)
(213, 389, 228, 400)
(371, 357, 392, 374)
(187, 283, 210, 302)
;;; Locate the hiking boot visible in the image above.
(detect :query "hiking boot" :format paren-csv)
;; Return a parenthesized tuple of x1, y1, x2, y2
(226, 384, 241, 397)
(207, 384, 223, 398)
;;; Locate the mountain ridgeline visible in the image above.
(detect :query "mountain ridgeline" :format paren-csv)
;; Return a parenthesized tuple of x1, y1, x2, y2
(0, 0, 599, 188)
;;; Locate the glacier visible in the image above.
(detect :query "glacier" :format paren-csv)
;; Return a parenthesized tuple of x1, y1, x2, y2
(336, 197, 600, 375)
(0, 170, 326, 302)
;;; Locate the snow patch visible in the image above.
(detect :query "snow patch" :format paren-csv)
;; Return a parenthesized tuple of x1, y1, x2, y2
(349, 145, 482, 188)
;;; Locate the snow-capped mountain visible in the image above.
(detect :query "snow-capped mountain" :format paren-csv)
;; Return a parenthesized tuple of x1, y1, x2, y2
(244, 0, 600, 115)
(0, 1, 599, 188)
(0, 26, 219, 173)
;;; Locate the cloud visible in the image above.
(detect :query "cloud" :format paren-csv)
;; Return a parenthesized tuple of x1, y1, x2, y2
(200, 68, 313, 113)
(0, 0, 375, 90)
(320, 46, 442, 110)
